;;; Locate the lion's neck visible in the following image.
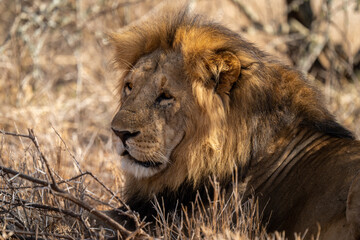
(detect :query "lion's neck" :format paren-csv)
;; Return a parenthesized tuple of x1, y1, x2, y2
(246, 128, 331, 193)
(241, 124, 355, 233)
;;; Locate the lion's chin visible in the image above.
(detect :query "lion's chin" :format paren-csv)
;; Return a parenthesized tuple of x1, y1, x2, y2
(120, 154, 167, 179)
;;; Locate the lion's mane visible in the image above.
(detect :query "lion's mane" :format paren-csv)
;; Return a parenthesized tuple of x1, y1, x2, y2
(109, 3, 359, 238)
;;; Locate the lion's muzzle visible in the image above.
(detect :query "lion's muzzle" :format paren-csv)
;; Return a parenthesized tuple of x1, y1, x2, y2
(111, 128, 140, 148)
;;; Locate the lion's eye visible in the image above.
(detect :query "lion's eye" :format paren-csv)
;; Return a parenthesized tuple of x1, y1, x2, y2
(156, 92, 174, 105)
(124, 82, 133, 95)
(161, 92, 172, 99)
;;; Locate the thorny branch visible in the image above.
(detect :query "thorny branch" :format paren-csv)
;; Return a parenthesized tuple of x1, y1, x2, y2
(4, 229, 75, 240)
(52, 126, 83, 174)
(0, 129, 151, 239)
(0, 197, 81, 219)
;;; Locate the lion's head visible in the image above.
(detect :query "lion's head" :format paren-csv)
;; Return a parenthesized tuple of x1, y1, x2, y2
(110, 4, 354, 204)
(111, 51, 191, 179)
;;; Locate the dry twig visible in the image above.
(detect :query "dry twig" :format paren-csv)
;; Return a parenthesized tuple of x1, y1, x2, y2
(0, 129, 151, 239)
(230, 0, 264, 30)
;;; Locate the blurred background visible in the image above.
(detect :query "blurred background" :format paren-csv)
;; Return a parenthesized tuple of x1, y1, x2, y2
(0, 0, 359, 238)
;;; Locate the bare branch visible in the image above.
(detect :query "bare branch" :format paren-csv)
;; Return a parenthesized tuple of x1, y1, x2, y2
(0, 130, 151, 239)
(0, 199, 81, 219)
(0, 130, 32, 139)
(297, 34, 328, 73)
(0, 130, 58, 188)
(51, 128, 133, 210)
(27, 129, 60, 191)
(0, 164, 135, 237)
(0, 166, 48, 186)
(9, 230, 75, 240)
(229, 0, 263, 30)
(51, 126, 83, 174)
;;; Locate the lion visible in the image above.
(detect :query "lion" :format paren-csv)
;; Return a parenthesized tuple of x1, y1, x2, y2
(108, 3, 360, 239)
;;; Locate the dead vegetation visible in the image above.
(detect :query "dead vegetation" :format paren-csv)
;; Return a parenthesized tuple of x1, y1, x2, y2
(0, 0, 359, 239)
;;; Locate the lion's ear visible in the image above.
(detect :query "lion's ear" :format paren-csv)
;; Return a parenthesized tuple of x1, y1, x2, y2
(208, 51, 241, 97)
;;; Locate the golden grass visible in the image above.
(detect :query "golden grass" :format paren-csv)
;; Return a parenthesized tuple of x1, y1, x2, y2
(0, 0, 359, 239)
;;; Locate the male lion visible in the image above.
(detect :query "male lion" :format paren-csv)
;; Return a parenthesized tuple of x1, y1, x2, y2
(109, 4, 360, 239)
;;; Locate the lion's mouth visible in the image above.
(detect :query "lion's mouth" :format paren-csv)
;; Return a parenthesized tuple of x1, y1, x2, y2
(121, 150, 163, 168)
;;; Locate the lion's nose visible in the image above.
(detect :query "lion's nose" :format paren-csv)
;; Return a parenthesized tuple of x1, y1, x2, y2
(111, 128, 140, 146)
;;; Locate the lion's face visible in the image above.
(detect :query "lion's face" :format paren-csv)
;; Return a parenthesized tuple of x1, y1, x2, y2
(111, 51, 193, 178)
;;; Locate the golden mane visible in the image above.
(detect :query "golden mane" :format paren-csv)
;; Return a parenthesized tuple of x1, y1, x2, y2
(107, 4, 360, 239)
(110, 3, 353, 199)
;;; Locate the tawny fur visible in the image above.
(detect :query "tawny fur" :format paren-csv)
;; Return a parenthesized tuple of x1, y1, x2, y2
(109, 3, 360, 239)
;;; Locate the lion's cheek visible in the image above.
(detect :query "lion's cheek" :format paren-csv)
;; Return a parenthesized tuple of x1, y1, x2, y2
(161, 101, 185, 149)
(163, 124, 184, 153)
(162, 113, 185, 158)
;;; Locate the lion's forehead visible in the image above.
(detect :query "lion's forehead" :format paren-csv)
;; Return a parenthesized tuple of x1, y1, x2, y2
(136, 56, 158, 71)
(131, 51, 186, 89)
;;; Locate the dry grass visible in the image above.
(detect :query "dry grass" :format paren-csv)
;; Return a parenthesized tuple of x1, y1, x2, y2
(0, 0, 359, 239)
